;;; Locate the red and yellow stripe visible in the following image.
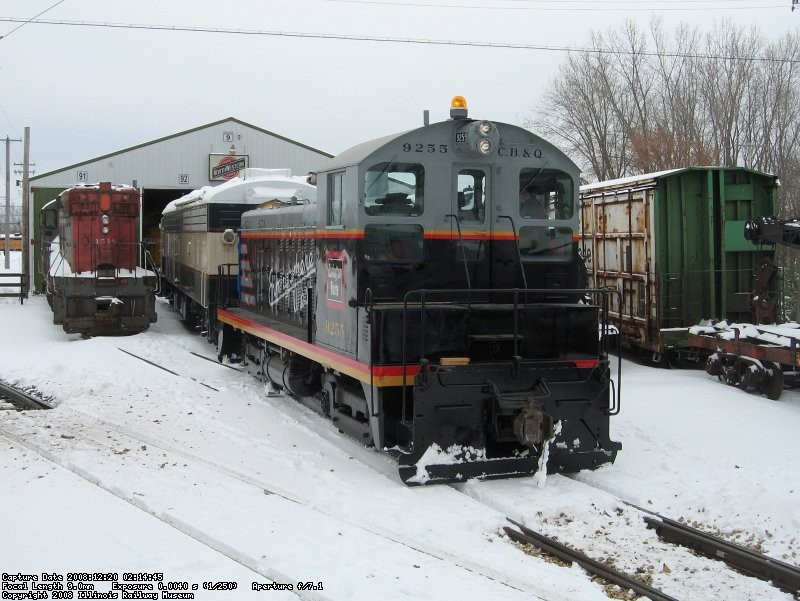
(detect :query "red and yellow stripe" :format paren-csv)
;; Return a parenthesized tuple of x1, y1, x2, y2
(240, 228, 531, 242)
(217, 308, 419, 386)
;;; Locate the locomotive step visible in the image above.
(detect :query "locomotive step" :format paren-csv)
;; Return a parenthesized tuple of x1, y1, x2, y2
(468, 333, 523, 341)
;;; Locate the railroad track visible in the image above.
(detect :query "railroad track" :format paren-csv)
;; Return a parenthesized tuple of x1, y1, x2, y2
(6, 360, 794, 600)
(505, 518, 679, 601)
(0, 379, 53, 411)
(0, 400, 541, 599)
(643, 515, 800, 597)
(504, 514, 800, 600)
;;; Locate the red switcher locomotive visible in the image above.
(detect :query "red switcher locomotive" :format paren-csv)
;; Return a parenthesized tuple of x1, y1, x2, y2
(215, 98, 622, 485)
(40, 182, 158, 336)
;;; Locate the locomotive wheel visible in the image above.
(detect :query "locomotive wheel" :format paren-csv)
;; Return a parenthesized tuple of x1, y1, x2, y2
(763, 362, 784, 401)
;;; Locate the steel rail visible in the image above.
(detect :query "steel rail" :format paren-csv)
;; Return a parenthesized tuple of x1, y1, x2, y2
(644, 515, 800, 596)
(505, 518, 680, 601)
(0, 381, 53, 410)
(115, 347, 219, 391)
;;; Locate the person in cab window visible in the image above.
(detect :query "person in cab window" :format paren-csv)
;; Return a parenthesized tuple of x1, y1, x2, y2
(520, 184, 547, 219)
(380, 237, 408, 260)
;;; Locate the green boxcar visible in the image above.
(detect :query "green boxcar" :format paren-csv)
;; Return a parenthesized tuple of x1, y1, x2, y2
(580, 167, 779, 361)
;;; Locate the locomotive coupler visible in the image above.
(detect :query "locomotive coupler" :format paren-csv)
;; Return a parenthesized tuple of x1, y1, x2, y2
(512, 406, 554, 447)
(485, 378, 554, 447)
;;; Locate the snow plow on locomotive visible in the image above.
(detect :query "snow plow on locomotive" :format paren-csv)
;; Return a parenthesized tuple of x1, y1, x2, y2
(40, 182, 158, 336)
(215, 97, 621, 485)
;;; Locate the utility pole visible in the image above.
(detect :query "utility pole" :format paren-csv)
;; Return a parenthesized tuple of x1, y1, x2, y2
(3, 135, 22, 269)
(21, 127, 30, 297)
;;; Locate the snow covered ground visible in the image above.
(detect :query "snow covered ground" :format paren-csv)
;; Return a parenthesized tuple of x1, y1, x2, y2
(1, 252, 799, 601)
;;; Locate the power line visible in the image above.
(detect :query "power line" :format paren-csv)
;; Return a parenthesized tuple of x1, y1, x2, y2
(0, 0, 67, 41)
(425, 0, 783, 2)
(0, 17, 797, 64)
(323, 0, 786, 9)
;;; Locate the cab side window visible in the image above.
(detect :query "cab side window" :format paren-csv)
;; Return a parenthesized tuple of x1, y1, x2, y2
(328, 172, 345, 225)
(364, 163, 424, 216)
(456, 169, 486, 223)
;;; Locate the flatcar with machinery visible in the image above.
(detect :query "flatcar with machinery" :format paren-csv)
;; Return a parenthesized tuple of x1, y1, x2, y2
(40, 182, 158, 336)
(215, 97, 621, 485)
(688, 215, 800, 399)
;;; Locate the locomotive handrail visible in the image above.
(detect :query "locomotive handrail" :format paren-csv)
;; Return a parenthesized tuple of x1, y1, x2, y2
(142, 245, 160, 293)
(399, 287, 622, 422)
(496, 214, 529, 289)
(445, 214, 472, 289)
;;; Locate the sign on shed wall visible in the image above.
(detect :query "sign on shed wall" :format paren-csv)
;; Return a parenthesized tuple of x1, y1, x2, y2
(209, 154, 249, 181)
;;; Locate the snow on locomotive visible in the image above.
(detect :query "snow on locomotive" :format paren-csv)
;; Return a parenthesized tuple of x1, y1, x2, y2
(40, 182, 158, 336)
(215, 97, 622, 485)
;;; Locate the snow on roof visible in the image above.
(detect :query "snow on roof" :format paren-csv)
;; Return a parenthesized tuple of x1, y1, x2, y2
(580, 167, 778, 195)
(580, 169, 684, 194)
(162, 168, 316, 214)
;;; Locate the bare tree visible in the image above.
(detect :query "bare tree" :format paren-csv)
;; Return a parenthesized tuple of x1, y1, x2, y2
(531, 51, 628, 181)
(528, 19, 800, 191)
(527, 19, 800, 317)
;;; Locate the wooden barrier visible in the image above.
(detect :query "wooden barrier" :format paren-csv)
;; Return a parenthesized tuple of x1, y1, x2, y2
(0, 272, 25, 304)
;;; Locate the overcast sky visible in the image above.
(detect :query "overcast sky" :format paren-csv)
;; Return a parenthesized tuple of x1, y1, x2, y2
(0, 0, 797, 200)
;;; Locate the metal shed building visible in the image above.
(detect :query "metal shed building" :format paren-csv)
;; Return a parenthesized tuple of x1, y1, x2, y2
(29, 117, 332, 291)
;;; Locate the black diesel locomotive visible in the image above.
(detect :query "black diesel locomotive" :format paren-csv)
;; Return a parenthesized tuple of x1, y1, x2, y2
(213, 97, 621, 484)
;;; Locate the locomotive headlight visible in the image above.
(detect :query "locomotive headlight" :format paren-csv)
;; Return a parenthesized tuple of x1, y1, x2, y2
(222, 228, 236, 245)
(101, 214, 110, 225)
(454, 115, 499, 156)
(101, 226, 110, 234)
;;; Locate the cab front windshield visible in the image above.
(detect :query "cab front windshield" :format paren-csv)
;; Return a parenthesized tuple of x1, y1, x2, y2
(517, 167, 575, 262)
(518, 168, 574, 220)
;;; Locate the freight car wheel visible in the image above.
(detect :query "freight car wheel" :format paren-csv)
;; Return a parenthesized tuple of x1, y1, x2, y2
(705, 353, 723, 378)
(763, 362, 784, 401)
(722, 365, 742, 388)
